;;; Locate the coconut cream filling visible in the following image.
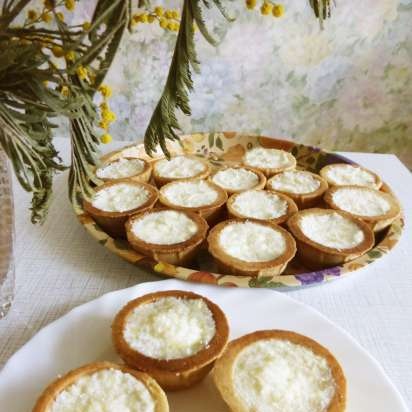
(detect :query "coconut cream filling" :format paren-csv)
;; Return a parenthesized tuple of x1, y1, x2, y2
(233, 339, 336, 412)
(48, 369, 155, 412)
(131, 210, 198, 244)
(269, 171, 321, 194)
(91, 183, 149, 213)
(326, 165, 378, 188)
(161, 180, 218, 207)
(299, 212, 365, 249)
(212, 168, 259, 191)
(244, 148, 294, 169)
(219, 221, 286, 262)
(96, 158, 145, 179)
(155, 156, 206, 178)
(231, 190, 288, 219)
(123, 297, 216, 360)
(332, 187, 391, 216)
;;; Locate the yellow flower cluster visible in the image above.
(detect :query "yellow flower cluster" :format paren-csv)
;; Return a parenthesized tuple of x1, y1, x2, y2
(132, 6, 180, 32)
(245, 1, 285, 18)
(98, 85, 116, 144)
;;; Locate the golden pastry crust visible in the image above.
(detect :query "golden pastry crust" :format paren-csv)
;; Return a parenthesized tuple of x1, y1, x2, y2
(125, 208, 208, 265)
(324, 185, 401, 233)
(112, 290, 230, 391)
(319, 163, 382, 190)
(209, 165, 267, 195)
(32, 361, 169, 412)
(207, 219, 296, 277)
(287, 208, 374, 269)
(242, 148, 296, 177)
(213, 330, 346, 412)
(152, 155, 211, 187)
(83, 180, 158, 238)
(158, 180, 228, 225)
(226, 190, 298, 225)
(96, 156, 152, 184)
(266, 170, 328, 209)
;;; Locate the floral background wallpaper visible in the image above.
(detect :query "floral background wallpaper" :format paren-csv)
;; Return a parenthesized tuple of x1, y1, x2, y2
(59, 1, 412, 166)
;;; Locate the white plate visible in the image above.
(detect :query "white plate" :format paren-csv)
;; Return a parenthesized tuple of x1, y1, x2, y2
(0, 279, 407, 411)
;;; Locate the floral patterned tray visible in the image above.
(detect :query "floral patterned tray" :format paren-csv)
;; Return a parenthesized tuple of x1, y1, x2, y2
(73, 133, 404, 288)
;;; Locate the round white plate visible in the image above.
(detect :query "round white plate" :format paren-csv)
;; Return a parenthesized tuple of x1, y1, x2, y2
(0, 279, 407, 411)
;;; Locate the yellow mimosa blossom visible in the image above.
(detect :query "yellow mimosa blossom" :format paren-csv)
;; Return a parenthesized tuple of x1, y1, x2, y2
(100, 101, 109, 111)
(65, 0, 75, 12)
(101, 133, 112, 144)
(56, 12, 65, 22)
(76, 65, 88, 81)
(65, 50, 75, 61)
(170, 10, 179, 19)
(133, 13, 148, 23)
(43, 80, 49, 87)
(170, 22, 179, 31)
(41, 12, 52, 23)
(82, 21, 91, 30)
(98, 84, 112, 98)
(27, 9, 38, 21)
(60, 85, 70, 96)
(245, 0, 257, 9)
(98, 120, 109, 130)
(44, 0, 54, 10)
(272, 4, 285, 17)
(148, 15, 155, 23)
(159, 18, 168, 29)
(164, 10, 174, 19)
(260, 2, 272, 15)
(52, 45, 64, 57)
(154, 6, 164, 17)
(102, 110, 116, 123)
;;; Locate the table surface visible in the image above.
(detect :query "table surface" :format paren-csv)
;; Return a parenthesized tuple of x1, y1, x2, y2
(1, 138, 411, 408)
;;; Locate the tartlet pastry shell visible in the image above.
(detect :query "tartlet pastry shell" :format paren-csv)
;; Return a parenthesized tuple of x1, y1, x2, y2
(212, 330, 346, 412)
(96, 156, 152, 184)
(207, 219, 296, 277)
(112, 290, 230, 391)
(324, 185, 401, 233)
(242, 150, 296, 177)
(226, 190, 298, 225)
(209, 165, 267, 195)
(83, 180, 158, 238)
(153, 156, 211, 187)
(32, 361, 169, 412)
(158, 180, 228, 225)
(267, 171, 328, 209)
(125, 209, 208, 265)
(319, 163, 382, 190)
(287, 208, 374, 269)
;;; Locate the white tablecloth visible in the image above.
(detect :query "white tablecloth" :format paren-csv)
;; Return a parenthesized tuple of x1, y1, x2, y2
(1, 138, 411, 407)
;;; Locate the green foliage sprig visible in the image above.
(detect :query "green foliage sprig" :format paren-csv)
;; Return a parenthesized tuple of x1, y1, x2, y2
(0, 0, 332, 223)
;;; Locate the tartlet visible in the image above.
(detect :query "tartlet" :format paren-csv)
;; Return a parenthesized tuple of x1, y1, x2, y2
(324, 185, 401, 232)
(83, 180, 158, 238)
(112, 290, 229, 391)
(213, 330, 346, 412)
(96, 156, 152, 183)
(266, 170, 328, 209)
(210, 166, 266, 194)
(152, 155, 210, 187)
(319, 163, 382, 190)
(125, 208, 208, 265)
(287, 208, 374, 268)
(226, 189, 298, 225)
(32, 361, 169, 412)
(207, 219, 296, 276)
(158, 179, 227, 225)
(242, 147, 296, 177)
